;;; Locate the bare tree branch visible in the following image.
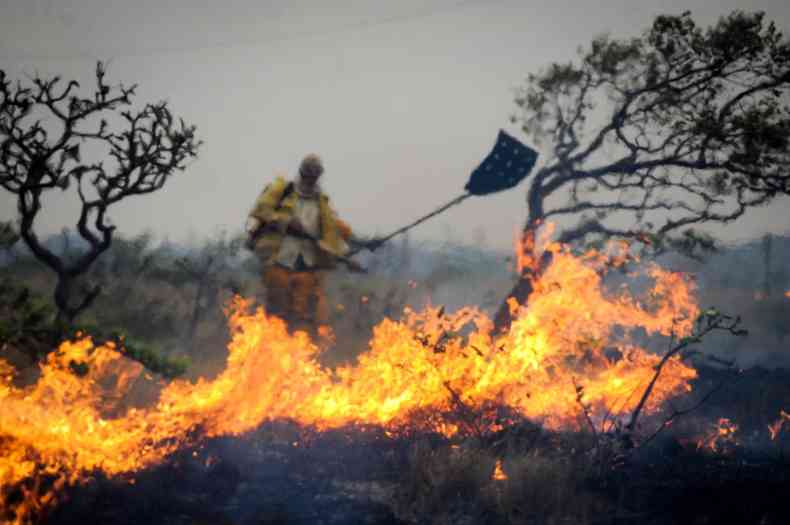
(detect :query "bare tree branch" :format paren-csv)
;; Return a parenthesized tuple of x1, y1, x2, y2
(0, 62, 202, 322)
(626, 310, 747, 437)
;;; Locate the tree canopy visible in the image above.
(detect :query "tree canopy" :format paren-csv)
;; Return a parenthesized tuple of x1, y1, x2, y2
(515, 10, 789, 246)
(496, 10, 790, 328)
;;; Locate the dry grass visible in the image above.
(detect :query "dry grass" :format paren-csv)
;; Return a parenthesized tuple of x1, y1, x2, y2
(393, 433, 615, 525)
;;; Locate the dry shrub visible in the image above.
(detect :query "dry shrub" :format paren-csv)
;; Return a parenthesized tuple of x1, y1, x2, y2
(397, 439, 497, 523)
(494, 452, 607, 525)
(395, 436, 612, 525)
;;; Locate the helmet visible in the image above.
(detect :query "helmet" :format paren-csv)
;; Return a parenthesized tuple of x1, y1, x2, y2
(299, 154, 324, 178)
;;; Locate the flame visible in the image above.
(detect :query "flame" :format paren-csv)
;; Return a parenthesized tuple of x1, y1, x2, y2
(0, 238, 700, 523)
(785, 290, 790, 299)
(513, 222, 556, 275)
(768, 410, 790, 441)
(697, 418, 739, 452)
(491, 459, 507, 481)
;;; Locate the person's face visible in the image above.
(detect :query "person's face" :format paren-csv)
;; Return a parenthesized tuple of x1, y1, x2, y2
(300, 167, 322, 189)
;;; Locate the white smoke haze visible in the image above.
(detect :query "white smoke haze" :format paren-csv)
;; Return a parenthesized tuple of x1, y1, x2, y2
(1, 0, 789, 252)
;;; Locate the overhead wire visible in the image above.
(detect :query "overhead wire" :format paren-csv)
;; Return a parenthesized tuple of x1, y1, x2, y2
(0, 0, 485, 62)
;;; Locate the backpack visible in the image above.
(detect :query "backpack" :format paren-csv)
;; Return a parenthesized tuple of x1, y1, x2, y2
(276, 182, 295, 209)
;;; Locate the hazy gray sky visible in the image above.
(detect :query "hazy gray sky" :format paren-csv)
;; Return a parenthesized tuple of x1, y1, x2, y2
(2, 0, 789, 251)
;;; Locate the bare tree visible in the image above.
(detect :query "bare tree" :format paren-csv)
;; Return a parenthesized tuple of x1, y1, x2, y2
(0, 62, 201, 322)
(495, 11, 790, 329)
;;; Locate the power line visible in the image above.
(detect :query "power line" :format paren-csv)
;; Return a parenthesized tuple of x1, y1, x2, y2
(0, 0, 485, 62)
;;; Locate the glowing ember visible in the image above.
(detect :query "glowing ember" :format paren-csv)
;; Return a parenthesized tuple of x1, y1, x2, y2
(768, 410, 790, 441)
(697, 418, 739, 452)
(491, 459, 508, 481)
(0, 239, 700, 523)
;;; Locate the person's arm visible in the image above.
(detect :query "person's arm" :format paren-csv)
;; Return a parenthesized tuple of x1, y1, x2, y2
(328, 209, 387, 252)
(248, 178, 291, 234)
(335, 217, 353, 241)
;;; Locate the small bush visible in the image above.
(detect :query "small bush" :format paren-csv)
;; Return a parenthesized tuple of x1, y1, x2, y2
(394, 430, 615, 525)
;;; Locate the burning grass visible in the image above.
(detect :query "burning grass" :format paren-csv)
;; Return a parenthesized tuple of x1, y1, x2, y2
(0, 240, 714, 523)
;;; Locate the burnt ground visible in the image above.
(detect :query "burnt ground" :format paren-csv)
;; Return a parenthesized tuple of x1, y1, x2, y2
(41, 434, 790, 524)
(13, 365, 790, 525)
(44, 424, 413, 525)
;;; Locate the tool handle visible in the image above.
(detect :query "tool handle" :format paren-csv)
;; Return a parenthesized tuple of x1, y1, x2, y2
(349, 192, 471, 255)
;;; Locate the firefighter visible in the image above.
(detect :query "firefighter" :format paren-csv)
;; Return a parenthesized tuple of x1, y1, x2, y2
(245, 153, 354, 334)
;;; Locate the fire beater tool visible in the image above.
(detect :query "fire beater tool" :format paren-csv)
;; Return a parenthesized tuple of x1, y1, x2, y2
(352, 129, 539, 255)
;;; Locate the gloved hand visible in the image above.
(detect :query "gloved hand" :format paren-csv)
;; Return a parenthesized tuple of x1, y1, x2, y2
(351, 236, 386, 252)
(345, 258, 368, 273)
(366, 238, 387, 252)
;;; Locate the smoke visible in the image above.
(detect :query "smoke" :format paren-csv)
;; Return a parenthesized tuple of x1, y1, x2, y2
(653, 234, 790, 369)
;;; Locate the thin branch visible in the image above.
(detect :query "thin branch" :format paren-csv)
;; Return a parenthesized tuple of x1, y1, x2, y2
(626, 312, 746, 435)
(638, 378, 732, 448)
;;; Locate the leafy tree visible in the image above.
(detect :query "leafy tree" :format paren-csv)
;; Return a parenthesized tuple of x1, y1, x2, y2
(496, 10, 790, 329)
(0, 220, 19, 250)
(0, 277, 58, 361)
(0, 62, 201, 322)
(86, 231, 182, 341)
(171, 231, 245, 348)
(90, 230, 159, 290)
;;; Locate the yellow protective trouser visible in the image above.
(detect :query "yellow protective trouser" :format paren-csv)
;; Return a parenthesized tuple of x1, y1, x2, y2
(262, 265, 328, 332)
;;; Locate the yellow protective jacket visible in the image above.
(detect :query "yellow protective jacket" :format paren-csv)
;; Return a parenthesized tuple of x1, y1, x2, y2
(248, 177, 352, 268)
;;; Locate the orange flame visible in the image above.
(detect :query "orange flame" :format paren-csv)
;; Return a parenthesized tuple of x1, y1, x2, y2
(491, 459, 507, 481)
(513, 222, 557, 275)
(768, 410, 790, 441)
(0, 239, 700, 523)
(697, 417, 739, 452)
